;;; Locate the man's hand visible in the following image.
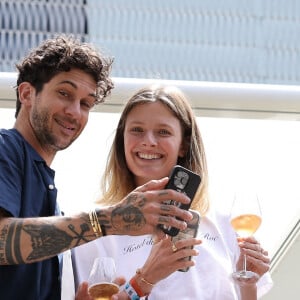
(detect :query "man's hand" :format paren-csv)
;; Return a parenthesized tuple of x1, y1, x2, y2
(98, 178, 193, 237)
(75, 282, 92, 300)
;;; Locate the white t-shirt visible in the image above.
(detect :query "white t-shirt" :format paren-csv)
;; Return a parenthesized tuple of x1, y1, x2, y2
(72, 208, 273, 299)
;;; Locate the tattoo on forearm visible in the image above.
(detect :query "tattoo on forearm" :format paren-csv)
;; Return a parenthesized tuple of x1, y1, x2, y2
(0, 223, 9, 264)
(97, 209, 112, 232)
(5, 223, 18, 264)
(1, 216, 94, 265)
(12, 220, 22, 264)
(68, 223, 89, 246)
(23, 223, 74, 261)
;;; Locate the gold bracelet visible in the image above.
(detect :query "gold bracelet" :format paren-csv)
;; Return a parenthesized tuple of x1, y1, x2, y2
(93, 210, 102, 236)
(89, 210, 102, 238)
(136, 268, 155, 287)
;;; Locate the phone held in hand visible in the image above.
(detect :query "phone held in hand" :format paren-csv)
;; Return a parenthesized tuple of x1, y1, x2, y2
(159, 165, 201, 236)
(172, 209, 201, 272)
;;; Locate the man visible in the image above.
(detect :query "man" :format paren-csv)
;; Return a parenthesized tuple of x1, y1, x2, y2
(0, 35, 192, 299)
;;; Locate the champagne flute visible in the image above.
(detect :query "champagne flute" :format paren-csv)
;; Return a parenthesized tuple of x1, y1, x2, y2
(230, 190, 262, 283)
(88, 257, 119, 300)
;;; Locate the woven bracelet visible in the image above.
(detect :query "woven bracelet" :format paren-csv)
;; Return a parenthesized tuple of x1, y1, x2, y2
(124, 281, 140, 300)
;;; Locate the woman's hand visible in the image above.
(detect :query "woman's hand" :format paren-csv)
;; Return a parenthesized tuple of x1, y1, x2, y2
(236, 236, 270, 278)
(137, 235, 201, 294)
(111, 235, 202, 299)
(111, 290, 130, 300)
(235, 237, 270, 299)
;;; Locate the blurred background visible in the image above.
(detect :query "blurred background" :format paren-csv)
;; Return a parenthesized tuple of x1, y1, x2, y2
(0, 1, 299, 299)
(1, 0, 300, 84)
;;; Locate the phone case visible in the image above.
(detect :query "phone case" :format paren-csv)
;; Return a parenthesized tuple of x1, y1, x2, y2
(159, 165, 201, 236)
(172, 210, 201, 272)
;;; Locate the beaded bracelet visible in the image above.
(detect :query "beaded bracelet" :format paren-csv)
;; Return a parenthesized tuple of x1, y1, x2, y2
(124, 281, 140, 300)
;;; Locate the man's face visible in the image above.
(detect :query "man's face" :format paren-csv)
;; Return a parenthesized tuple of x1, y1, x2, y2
(27, 69, 97, 153)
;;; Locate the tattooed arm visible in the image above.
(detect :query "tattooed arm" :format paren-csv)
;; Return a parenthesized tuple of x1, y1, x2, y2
(0, 178, 192, 265)
(0, 209, 95, 265)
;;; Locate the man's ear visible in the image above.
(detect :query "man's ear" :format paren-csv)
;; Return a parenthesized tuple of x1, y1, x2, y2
(18, 82, 35, 106)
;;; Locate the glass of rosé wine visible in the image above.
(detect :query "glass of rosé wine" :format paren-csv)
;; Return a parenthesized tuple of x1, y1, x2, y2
(230, 190, 262, 283)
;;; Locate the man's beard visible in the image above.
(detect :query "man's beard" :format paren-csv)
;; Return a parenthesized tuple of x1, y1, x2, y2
(31, 106, 72, 152)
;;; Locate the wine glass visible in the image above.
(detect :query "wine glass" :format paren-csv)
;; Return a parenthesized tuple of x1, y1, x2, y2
(88, 257, 119, 300)
(230, 190, 262, 283)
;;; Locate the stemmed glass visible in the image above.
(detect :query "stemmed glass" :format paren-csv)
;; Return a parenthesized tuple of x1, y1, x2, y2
(230, 190, 262, 283)
(88, 257, 119, 300)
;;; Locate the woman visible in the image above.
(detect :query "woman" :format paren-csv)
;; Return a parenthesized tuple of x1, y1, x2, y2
(73, 85, 272, 299)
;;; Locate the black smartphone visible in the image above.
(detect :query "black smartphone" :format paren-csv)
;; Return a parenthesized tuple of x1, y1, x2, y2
(159, 165, 201, 236)
(172, 209, 201, 272)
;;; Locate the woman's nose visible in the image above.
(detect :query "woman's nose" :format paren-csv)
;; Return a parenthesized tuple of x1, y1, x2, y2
(142, 132, 157, 146)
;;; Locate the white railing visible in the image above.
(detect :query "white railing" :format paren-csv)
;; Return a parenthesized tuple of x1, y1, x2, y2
(1, 72, 300, 121)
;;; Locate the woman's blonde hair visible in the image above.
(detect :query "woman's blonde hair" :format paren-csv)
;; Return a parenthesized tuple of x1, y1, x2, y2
(99, 84, 210, 216)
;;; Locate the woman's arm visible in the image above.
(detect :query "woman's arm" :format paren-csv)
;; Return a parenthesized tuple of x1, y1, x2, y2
(240, 284, 257, 300)
(75, 236, 202, 300)
(114, 236, 202, 299)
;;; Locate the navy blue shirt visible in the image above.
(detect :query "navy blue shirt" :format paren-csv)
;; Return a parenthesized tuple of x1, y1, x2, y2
(0, 129, 61, 300)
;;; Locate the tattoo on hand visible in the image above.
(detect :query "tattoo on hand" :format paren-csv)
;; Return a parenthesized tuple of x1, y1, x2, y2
(158, 216, 169, 224)
(111, 197, 146, 232)
(161, 204, 172, 212)
(126, 193, 146, 207)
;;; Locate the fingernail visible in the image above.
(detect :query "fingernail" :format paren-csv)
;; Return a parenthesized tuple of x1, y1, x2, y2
(187, 211, 193, 220)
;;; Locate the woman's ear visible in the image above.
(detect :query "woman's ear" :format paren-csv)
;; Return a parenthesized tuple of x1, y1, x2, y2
(18, 82, 35, 106)
(178, 139, 188, 158)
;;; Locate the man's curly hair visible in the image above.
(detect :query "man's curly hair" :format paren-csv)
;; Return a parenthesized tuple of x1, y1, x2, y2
(15, 35, 114, 117)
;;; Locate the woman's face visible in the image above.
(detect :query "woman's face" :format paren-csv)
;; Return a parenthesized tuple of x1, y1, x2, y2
(124, 101, 185, 186)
